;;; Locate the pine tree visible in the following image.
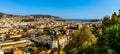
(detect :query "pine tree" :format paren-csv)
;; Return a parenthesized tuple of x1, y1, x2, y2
(102, 16, 110, 26)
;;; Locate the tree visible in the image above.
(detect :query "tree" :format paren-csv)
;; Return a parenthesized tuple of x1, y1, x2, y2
(92, 24, 102, 38)
(12, 37, 20, 41)
(102, 16, 110, 27)
(101, 10, 120, 53)
(118, 9, 120, 17)
(64, 26, 97, 54)
(111, 12, 119, 24)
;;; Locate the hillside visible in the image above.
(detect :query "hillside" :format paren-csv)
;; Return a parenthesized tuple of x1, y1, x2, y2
(0, 12, 62, 19)
(0, 12, 5, 17)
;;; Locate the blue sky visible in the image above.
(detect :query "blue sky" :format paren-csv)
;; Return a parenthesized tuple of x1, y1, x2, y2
(0, 0, 120, 19)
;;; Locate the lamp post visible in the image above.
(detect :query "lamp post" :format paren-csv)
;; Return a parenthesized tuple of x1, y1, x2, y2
(58, 39, 60, 54)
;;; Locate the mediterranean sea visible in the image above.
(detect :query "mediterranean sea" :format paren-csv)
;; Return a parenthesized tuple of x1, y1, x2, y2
(68, 19, 102, 22)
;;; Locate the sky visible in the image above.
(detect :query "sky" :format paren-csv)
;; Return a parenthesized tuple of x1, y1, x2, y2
(0, 0, 120, 19)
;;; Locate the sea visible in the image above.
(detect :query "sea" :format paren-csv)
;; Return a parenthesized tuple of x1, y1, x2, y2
(67, 19, 102, 22)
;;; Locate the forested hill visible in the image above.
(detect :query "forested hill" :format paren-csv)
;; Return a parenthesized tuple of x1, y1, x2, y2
(29, 15, 61, 18)
(0, 12, 62, 19)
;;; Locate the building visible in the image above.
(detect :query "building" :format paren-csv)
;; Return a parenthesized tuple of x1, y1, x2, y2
(0, 50, 4, 54)
(46, 49, 51, 54)
(30, 35, 69, 49)
(0, 48, 4, 54)
(77, 24, 82, 29)
(50, 40, 58, 49)
(12, 48, 23, 54)
(0, 30, 6, 33)
(9, 34, 22, 38)
(0, 34, 6, 41)
(65, 29, 73, 36)
(0, 40, 32, 50)
(39, 24, 45, 29)
(50, 35, 68, 49)
(39, 51, 48, 54)
(63, 25, 67, 31)
(56, 35, 68, 48)
(53, 49, 65, 54)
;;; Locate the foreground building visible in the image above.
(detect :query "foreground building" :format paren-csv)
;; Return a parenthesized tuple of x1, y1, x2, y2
(30, 35, 69, 49)
(0, 49, 4, 54)
(0, 39, 32, 50)
(12, 48, 23, 54)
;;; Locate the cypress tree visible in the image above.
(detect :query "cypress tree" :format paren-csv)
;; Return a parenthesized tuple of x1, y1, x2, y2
(111, 12, 118, 24)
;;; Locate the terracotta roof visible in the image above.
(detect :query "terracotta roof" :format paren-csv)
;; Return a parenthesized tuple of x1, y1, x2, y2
(10, 34, 21, 36)
(21, 32, 27, 35)
(56, 35, 65, 39)
(31, 47, 38, 51)
(39, 51, 48, 54)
